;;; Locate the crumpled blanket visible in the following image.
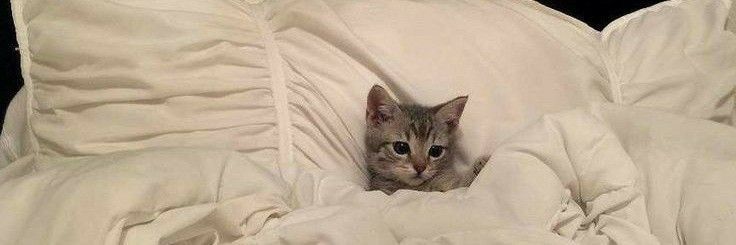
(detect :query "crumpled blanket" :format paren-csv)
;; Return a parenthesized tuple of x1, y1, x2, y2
(1, 103, 735, 244)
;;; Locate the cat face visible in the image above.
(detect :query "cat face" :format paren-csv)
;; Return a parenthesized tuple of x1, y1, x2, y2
(365, 85, 467, 187)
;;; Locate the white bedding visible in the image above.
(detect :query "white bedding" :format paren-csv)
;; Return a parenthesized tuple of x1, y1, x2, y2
(2, 104, 735, 244)
(2, 0, 736, 244)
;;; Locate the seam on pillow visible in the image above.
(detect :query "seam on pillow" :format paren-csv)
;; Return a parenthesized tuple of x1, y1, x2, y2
(596, 46, 623, 104)
(483, 0, 600, 61)
(518, 0, 601, 39)
(602, 0, 736, 110)
(10, 0, 40, 163)
(488, 0, 622, 103)
(493, 0, 601, 38)
(600, 0, 686, 40)
(215, 151, 235, 203)
(599, 0, 686, 105)
(251, 4, 294, 181)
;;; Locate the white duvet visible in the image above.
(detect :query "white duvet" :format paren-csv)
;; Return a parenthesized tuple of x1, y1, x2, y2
(2, 0, 736, 244)
(2, 104, 736, 244)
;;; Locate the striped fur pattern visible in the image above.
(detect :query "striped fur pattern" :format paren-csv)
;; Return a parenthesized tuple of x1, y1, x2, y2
(365, 85, 487, 194)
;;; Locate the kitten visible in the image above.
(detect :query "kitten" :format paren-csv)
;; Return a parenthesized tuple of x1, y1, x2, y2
(365, 85, 488, 195)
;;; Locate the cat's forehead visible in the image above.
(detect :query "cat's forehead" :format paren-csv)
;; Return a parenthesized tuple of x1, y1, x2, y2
(398, 104, 453, 144)
(399, 104, 435, 123)
(375, 104, 450, 142)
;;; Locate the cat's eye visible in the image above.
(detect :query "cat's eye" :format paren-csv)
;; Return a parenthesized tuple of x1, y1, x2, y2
(392, 141, 410, 155)
(428, 145, 444, 158)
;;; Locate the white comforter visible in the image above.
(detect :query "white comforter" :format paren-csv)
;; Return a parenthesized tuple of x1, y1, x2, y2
(2, 103, 734, 245)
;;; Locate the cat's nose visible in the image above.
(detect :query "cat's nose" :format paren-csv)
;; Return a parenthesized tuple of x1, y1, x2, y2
(413, 165, 426, 174)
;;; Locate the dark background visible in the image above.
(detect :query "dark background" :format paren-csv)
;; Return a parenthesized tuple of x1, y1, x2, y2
(0, 0, 663, 131)
(2, 0, 23, 131)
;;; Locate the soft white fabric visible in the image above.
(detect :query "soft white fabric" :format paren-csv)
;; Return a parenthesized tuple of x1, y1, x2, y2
(0, 87, 29, 169)
(11, 0, 608, 170)
(13, 0, 282, 168)
(601, 0, 736, 123)
(2, 104, 735, 244)
(9, 0, 735, 177)
(0, 148, 291, 245)
(4, 0, 736, 244)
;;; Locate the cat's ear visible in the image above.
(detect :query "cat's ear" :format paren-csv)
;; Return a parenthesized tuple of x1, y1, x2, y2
(367, 85, 400, 126)
(434, 96, 468, 129)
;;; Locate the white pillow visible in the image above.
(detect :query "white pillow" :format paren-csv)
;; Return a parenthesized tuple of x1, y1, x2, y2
(13, 0, 282, 168)
(601, 0, 736, 124)
(0, 88, 29, 168)
(10, 0, 735, 183)
(10, 0, 597, 175)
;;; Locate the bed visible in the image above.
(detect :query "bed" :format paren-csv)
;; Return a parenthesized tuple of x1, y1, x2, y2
(1, 0, 735, 244)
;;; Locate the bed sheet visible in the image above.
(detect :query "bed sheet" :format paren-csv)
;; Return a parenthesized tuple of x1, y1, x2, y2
(1, 104, 734, 244)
